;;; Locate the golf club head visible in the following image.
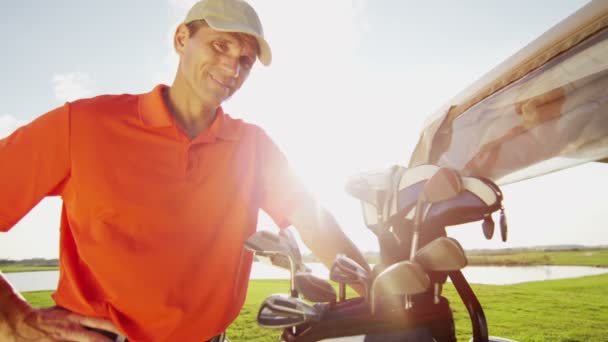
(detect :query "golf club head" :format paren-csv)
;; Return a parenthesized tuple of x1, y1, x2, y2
(410, 167, 464, 260)
(330, 254, 372, 302)
(258, 303, 308, 329)
(372, 263, 387, 279)
(294, 273, 337, 303)
(245, 230, 303, 297)
(244, 231, 290, 256)
(245, 230, 310, 272)
(370, 261, 430, 314)
(414, 237, 468, 271)
(345, 167, 401, 236)
(329, 254, 372, 302)
(279, 228, 303, 264)
(378, 229, 405, 265)
(372, 260, 430, 296)
(344, 168, 394, 207)
(421, 167, 463, 203)
(330, 254, 370, 285)
(257, 294, 320, 329)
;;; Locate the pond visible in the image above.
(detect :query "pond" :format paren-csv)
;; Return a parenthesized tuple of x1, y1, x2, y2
(5, 263, 608, 292)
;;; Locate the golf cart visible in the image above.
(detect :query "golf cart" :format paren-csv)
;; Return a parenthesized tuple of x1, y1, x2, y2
(246, 0, 608, 340)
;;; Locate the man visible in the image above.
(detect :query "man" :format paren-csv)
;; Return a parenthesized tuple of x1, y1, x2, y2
(0, 0, 370, 341)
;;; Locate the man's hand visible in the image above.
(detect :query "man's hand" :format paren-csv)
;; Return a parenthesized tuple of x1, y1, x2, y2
(2, 304, 123, 342)
(288, 196, 372, 298)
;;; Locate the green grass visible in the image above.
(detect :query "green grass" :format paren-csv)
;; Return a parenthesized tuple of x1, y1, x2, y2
(0, 265, 59, 273)
(445, 274, 608, 341)
(22, 274, 608, 341)
(467, 249, 608, 267)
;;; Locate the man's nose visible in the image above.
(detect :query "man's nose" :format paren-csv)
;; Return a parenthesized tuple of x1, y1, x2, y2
(220, 56, 241, 78)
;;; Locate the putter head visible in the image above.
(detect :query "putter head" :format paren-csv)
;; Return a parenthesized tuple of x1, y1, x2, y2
(257, 294, 320, 329)
(294, 273, 337, 303)
(414, 237, 468, 271)
(421, 167, 463, 203)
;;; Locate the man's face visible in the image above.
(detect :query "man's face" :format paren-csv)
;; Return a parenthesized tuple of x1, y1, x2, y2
(176, 23, 258, 106)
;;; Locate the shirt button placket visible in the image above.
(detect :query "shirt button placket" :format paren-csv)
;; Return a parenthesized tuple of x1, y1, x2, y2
(185, 143, 198, 177)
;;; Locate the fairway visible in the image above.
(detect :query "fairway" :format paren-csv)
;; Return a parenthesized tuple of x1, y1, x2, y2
(22, 274, 608, 341)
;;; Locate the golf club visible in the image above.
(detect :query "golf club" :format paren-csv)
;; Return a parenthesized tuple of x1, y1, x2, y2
(257, 293, 321, 329)
(414, 236, 468, 304)
(409, 167, 463, 260)
(370, 260, 430, 315)
(245, 230, 300, 297)
(329, 254, 371, 303)
(294, 272, 337, 304)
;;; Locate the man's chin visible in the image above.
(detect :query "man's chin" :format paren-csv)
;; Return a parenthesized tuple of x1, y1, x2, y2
(196, 90, 229, 108)
(215, 91, 236, 104)
(223, 93, 235, 102)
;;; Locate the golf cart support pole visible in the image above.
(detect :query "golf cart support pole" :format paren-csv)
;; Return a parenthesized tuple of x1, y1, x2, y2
(448, 270, 488, 342)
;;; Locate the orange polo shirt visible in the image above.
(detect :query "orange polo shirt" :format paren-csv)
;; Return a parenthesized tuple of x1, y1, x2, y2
(0, 84, 308, 341)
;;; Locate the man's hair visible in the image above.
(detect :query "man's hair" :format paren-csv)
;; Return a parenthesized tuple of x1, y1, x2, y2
(185, 20, 208, 37)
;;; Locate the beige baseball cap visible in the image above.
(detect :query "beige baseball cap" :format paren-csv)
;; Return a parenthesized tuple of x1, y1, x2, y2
(184, 0, 272, 66)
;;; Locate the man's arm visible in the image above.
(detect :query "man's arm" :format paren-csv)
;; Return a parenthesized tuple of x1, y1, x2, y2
(0, 105, 122, 341)
(0, 272, 123, 341)
(0, 273, 30, 337)
(288, 196, 371, 296)
(254, 127, 370, 293)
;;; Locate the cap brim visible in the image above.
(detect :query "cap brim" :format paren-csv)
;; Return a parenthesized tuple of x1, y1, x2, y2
(205, 17, 272, 66)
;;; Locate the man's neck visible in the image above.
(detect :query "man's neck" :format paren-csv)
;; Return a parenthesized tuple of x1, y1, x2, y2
(164, 82, 218, 139)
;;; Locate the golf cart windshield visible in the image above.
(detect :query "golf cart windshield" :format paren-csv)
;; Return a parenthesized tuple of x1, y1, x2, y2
(408, 1, 608, 185)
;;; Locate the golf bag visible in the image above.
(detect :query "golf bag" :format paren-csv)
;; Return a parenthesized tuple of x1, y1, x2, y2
(280, 164, 507, 342)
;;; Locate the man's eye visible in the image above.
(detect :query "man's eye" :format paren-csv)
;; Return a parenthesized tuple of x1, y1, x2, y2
(213, 41, 228, 52)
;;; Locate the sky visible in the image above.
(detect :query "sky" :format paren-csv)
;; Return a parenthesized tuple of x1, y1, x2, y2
(0, 0, 605, 260)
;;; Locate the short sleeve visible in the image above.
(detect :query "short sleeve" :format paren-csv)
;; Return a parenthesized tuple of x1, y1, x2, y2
(0, 104, 71, 231)
(256, 128, 309, 228)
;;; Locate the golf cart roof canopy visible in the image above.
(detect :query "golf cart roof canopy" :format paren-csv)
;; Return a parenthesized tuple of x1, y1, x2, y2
(409, 0, 608, 185)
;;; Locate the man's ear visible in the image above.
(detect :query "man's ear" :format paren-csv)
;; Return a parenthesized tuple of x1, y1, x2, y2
(174, 24, 189, 54)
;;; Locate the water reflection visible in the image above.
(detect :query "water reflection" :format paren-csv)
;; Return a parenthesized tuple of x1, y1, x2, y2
(460, 265, 608, 285)
(5, 264, 608, 292)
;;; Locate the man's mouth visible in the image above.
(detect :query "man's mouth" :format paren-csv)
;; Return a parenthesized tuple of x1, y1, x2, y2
(210, 75, 233, 92)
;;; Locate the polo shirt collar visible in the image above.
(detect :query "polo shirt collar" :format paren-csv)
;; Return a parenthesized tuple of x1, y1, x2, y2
(138, 84, 240, 141)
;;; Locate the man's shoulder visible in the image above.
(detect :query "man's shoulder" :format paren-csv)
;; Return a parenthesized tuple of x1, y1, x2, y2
(222, 115, 283, 147)
(69, 91, 140, 112)
(222, 113, 264, 136)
